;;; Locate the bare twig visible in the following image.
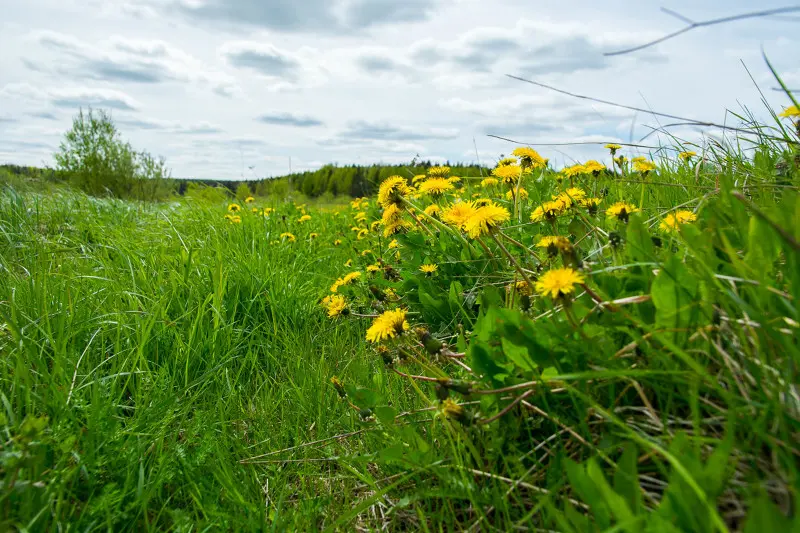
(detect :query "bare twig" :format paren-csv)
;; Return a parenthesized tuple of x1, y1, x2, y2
(503, 76, 797, 143)
(605, 6, 800, 56)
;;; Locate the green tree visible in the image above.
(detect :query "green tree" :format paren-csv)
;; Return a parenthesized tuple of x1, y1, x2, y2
(54, 107, 173, 200)
(235, 183, 252, 202)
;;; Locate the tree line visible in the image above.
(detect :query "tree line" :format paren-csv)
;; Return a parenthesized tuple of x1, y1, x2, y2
(0, 108, 489, 201)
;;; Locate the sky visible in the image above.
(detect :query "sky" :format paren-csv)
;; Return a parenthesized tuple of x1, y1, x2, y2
(1, 0, 798, 180)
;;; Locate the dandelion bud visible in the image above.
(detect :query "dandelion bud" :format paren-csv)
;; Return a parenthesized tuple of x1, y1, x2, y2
(608, 231, 623, 249)
(435, 381, 450, 401)
(416, 328, 444, 355)
(377, 345, 394, 366)
(330, 376, 347, 399)
(441, 399, 471, 425)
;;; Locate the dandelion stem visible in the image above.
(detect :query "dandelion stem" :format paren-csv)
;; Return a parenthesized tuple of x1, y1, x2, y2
(474, 235, 503, 271)
(488, 231, 534, 292)
(498, 230, 541, 262)
(404, 206, 435, 238)
(391, 368, 441, 382)
(479, 390, 535, 425)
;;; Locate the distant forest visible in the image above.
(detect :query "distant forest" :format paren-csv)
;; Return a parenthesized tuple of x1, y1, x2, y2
(1, 162, 490, 199)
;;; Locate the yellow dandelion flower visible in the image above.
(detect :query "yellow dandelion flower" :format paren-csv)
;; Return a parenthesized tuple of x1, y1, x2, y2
(507, 280, 532, 296)
(378, 176, 410, 207)
(506, 188, 529, 200)
(536, 236, 571, 250)
(778, 105, 800, 118)
(298, 214, 312, 223)
(354, 211, 367, 223)
(388, 239, 399, 249)
(633, 160, 657, 173)
(480, 177, 499, 188)
(678, 151, 697, 161)
(492, 164, 523, 183)
(309, 232, 319, 239)
(579, 197, 602, 208)
(427, 165, 451, 178)
(370, 221, 380, 231)
(604, 143, 622, 153)
(418, 177, 455, 196)
(262, 207, 273, 216)
(412, 174, 428, 184)
(579, 197, 603, 214)
(512, 146, 547, 168)
(535, 267, 585, 299)
(383, 219, 413, 237)
(321, 294, 347, 317)
(251, 207, 259, 213)
(228, 215, 242, 224)
(463, 201, 510, 238)
(280, 232, 296, 242)
(361, 250, 372, 257)
(424, 204, 441, 217)
(381, 203, 403, 226)
(442, 201, 478, 229)
(344, 259, 353, 267)
(245, 196, 255, 203)
(554, 187, 586, 208)
(632, 156, 647, 163)
(420, 263, 438, 274)
(366, 264, 381, 273)
(606, 202, 640, 221)
(441, 398, 465, 420)
(660, 210, 697, 232)
(334, 239, 342, 246)
(330, 271, 362, 293)
(228, 203, 241, 212)
(531, 200, 567, 222)
(366, 308, 409, 343)
(561, 164, 586, 178)
(583, 160, 605, 174)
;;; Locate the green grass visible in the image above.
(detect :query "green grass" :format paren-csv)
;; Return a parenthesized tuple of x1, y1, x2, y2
(0, 189, 417, 530)
(1, 129, 799, 532)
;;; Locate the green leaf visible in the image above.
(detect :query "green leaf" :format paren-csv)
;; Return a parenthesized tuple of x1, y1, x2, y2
(419, 289, 449, 320)
(587, 458, 634, 527)
(626, 214, 654, 262)
(448, 281, 465, 316)
(374, 406, 397, 427)
(344, 385, 380, 409)
(651, 255, 698, 329)
(613, 443, 642, 515)
(742, 493, 795, 533)
(745, 215, 780, 276)
(500, 337, 537, 372)
(566, 459, 612, 529)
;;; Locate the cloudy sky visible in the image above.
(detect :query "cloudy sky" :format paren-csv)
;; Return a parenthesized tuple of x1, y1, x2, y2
(1, 0, 798, 180)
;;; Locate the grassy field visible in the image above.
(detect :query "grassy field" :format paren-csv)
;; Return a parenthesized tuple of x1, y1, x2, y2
(1, 124, 799, 530)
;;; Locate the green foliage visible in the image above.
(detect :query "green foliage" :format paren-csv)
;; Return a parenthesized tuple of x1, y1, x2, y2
(235, 182, 252, 201)
(54, 108, 174, 200)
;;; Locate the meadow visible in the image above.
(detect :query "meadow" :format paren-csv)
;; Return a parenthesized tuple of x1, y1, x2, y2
(1, 107, 799, 531)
